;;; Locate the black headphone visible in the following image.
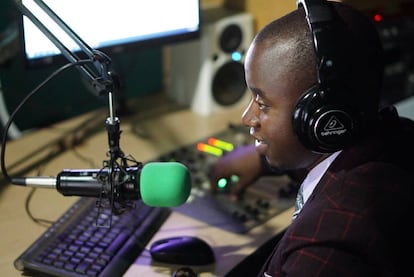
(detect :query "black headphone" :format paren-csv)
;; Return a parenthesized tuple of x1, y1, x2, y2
(293, 0, 361, 153)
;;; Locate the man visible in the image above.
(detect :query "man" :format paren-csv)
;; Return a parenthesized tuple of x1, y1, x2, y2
(209, 0, 414, 276)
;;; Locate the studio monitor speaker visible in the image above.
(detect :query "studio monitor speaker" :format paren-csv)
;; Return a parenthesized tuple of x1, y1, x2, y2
(168, 8, 254, 116)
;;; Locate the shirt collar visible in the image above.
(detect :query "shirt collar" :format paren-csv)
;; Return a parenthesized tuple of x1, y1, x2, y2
(301, 151, 341, 203)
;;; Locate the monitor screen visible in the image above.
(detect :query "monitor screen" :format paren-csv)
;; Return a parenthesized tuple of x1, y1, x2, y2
(19, 0, 200, 67)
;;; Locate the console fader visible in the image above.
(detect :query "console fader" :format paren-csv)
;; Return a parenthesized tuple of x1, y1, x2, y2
(154, 124, 298, 233)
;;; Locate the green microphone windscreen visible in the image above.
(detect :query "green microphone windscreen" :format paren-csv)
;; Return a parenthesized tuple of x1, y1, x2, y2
(140, 162, 191, 207)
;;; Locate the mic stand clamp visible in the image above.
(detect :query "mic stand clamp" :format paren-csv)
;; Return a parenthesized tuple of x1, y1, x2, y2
(95, 112, 142, 227)
(106, 116, 123, 162)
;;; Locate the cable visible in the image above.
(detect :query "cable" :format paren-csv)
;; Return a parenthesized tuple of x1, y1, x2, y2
(71, 147, 98, 168)
(23, 133, 99, 227)
(25, 187, 55, 227)
(1, 59, 94, 184)
(23, 154, 55, 227)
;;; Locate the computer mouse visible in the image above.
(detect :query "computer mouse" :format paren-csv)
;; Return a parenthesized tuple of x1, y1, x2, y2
(149, 236, 215, 265)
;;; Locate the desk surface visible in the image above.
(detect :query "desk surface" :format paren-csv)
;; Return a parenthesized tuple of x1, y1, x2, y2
(0, 95, 292, 277)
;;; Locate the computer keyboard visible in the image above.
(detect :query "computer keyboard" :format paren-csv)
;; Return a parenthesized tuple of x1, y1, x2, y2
(14, 197, 170, 277)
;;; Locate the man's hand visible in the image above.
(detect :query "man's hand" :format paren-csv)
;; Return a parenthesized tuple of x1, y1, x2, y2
(208, 144, 262, 201)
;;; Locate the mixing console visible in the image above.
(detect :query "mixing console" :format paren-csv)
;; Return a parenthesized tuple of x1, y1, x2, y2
(153, 124, 298, 233)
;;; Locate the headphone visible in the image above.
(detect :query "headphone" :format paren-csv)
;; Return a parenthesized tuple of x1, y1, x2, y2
(293, 0, 362, 153)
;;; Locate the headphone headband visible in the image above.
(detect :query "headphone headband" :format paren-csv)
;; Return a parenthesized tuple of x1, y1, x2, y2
(298, 0, 340, 87)
(298, 0, 333, 24)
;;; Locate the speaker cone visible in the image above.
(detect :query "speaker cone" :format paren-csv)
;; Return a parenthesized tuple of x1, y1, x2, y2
(212, 61, 246, 106)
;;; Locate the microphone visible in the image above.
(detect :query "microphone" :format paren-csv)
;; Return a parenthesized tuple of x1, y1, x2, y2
(11, 162, 191, 207)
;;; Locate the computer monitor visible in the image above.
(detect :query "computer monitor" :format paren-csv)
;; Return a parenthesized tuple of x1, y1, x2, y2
(19, 0, 200, 68)
(1, 0, 200, 133)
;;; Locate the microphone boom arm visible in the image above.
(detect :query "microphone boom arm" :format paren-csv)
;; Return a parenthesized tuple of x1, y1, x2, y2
(15, 0, 114, 97)
(16, 0, 126, 161)
(15, 0, 139, 220)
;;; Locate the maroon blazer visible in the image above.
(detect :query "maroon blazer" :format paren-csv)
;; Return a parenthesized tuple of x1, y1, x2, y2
(258, 108, 414, 277)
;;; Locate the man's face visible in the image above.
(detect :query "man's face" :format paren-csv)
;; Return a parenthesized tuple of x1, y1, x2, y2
(242, 41, 322, 170)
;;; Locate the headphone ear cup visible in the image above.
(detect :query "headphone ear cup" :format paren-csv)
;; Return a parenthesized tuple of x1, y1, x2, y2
(292, 86, 360, 153)
(292, 86, 320, 151)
